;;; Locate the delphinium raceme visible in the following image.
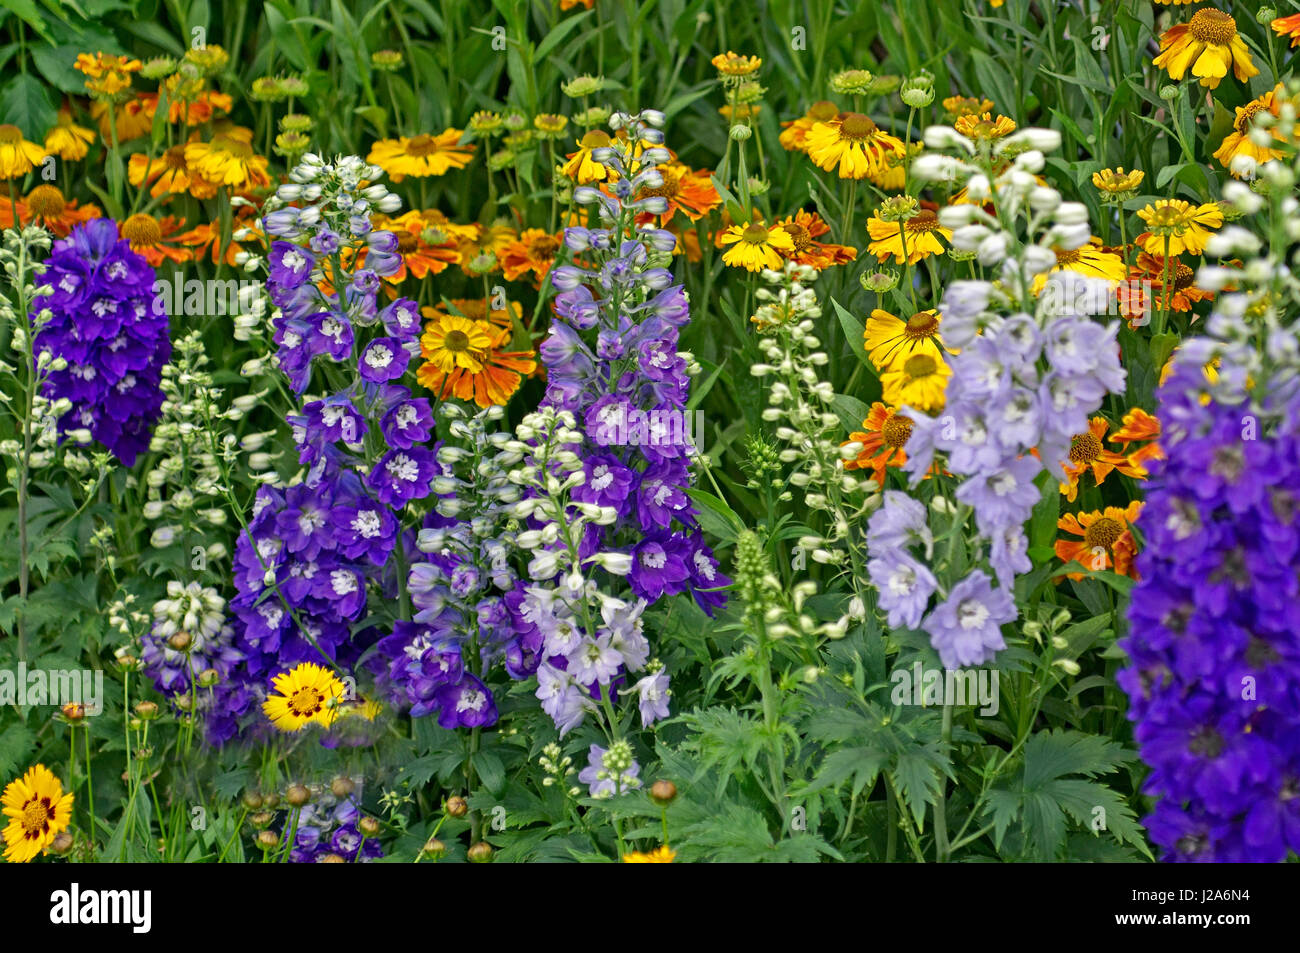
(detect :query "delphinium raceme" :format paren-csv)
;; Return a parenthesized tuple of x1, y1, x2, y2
(545, 108, 729, 622)
(1118, 134, 1300, 862)
(375, 401, 524, 732)
(869, 125, 1128, 671)
(226, 153, 419, 738)
(33, 218, 171, 466)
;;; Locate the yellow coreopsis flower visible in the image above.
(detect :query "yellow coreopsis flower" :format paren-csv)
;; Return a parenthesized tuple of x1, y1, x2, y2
(2, 764, 74, 863)
(623, 845, 676, 862)
(262, 663, 347, 732)
(1152, 9, 1258, 89)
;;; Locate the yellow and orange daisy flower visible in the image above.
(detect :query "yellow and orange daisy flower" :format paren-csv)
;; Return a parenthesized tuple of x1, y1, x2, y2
(368, 129, 474, 180)
(635, 161, 721, 224)
(501, 228, 563, 284)
(941, 96, 995, 121)
(880, 353, 951, 413)
(376, 210, 465, 282)
(1108, 407, 1164, 477)
(1152, 8, 1257, 90)
(73, 52, 141, 98)
(1136, 200, 1223, 257)
(1272, 11, 1300, 47)
(1030, 239, 1127, 295)
(562, 129, 614, 184)
(805, 113, 906, 179)
(129, 140, 217, 199)
(1058, 416, 1148, 502)
(866, 208, 950, 265)
(623, 845, 676, 863)
(44, 108, 95, 162)
(0, 125, 48, 180)
(89, 94, 155, 142)
(779, 101, 840, 152)
(1054, 502, 1143, 581)
(1212, 85, 1288, 176)
(953, 112, 1016, 141)
(184, 126, 271, 193)
(719, 220, 795, 271)
(119, 213, 192, 266)
(455, 221, 517, 276)
(418, 309, 537, 408)
(157, 81, 233, 126)
(711, 51, 762, 77)
(842, 402, 915, 486)
(2, 764, 74, 863)
(863, 308, 949, 372)
(0, 185, 101, 237)
(774, 209, 856, 270)
(1117, 252, 1214, 327)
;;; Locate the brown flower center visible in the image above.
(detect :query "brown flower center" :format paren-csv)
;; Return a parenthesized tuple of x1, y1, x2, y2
(529, 235, 560, 259)
(1188, 8, 1236, 45)
(781, 222, 811, 251)
(1069, 431, 1102, 463)
(580, 130, 611, 149)
(1236, 100, 1267, 134)
(442, 329, 471, 352)
(121, 213, 163, 247)
(1172, 261, 1195, 290)
(881, 412, 913, 449)
(741, 223, 771, 244)
(838, 112, 878, 141)
(21, 797, 52, 837)
(289, 686, 324, 717)
(905, 311, 939, 339)
(1054, 246, 1082, 265)
(1083, 516, 1123, 550)
(904, 210, 939, 233)
(0, 124, 22, 145)
(26, 185, 66, 219)
(405, 134, 441, 156)
(640, 167, 681, 199)
(162, 144, 188, 170)
(903, 354, 937, 378)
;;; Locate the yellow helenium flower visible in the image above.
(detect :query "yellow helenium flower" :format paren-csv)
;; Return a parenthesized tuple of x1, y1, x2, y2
(623, 845, 676, 862)
(864, 309, 948, 371)
(367, 129, 474, 180)
(561, 130, 613, 184)
(1213, 85, 1288, 176)
(73, 52, 142, 98)
(1136, 200, 1223, 257)
(1152, 9, 1258, 90)
(1092, 167, 1144, 196)
(719, 221, 794, 271)
(0, 125, 49, 179)
(1030, 239, 1127, 295)
(881, 352, 952, 413)
(804, 113, 906, 179)
(262, 663, 347, 732)
(44, 109, 95, 162)
(866, 209, 951, 265)
(953, 112, 1016, 141)
(2, 764, 74, 863)
(420, 313, 493, 374)
(184, 127, 270, 191)
(711, 51, 762, 77)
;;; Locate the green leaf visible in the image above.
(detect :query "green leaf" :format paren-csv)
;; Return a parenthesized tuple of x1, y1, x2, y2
(830, 298, 874, 372)
(0, 73, 57, 140)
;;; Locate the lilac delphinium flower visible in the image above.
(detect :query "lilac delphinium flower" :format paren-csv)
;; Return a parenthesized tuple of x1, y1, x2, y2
(1119, 349, 1300, 862)
(577, 741, 642, 798)
(34, 219, 170, 465)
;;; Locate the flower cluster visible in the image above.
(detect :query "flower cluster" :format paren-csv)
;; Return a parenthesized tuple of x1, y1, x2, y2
(545, 109, 726, 618)
(874, 127, 1127, 668)
(376, 403, 523, 728)
(33, 219, 171, 466)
